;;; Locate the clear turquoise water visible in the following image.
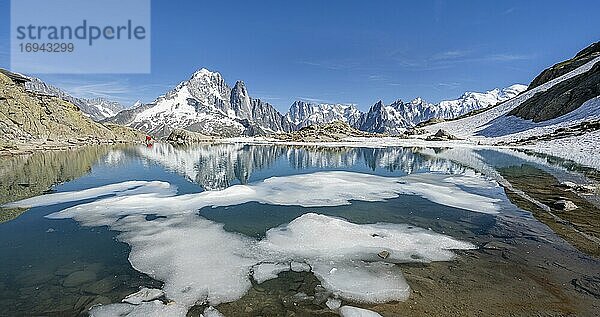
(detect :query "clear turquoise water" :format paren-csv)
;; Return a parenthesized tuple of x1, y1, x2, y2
(0, 143, 593, 316)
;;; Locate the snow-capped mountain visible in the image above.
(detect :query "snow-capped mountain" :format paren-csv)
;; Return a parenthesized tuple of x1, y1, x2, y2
(286, 101, 362, 129)
(357, 100, 412, 134)
(381, 85, 528, 129)
(24, 77, 124, 121)
(84, 98, 123, 119)
(286, 85, 527, 135)
(356, 85, 526, 134)
(105, 66, 526, 137)
(106, 69, 291, 137)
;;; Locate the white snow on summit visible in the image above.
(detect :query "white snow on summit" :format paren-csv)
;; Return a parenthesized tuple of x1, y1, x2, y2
(109, 69, 291, 137)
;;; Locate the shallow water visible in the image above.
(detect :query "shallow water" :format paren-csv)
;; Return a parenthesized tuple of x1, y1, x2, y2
(0, 143, 598, 316)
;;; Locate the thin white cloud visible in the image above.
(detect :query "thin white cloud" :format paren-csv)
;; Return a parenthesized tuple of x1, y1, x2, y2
(483, 53, 534, 62)
(437, 82, 462, 89)
(503, 7, 516, 15)
(430, 50, 471, 61)
(297, 96, 331, 103)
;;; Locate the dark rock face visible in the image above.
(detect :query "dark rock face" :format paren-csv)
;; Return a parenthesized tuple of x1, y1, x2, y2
(426, 129, 459, 141)
(166, 128, 212, 144)
(528, 42, 600, 90)
(508, 61, 600, 122)
(356, 100, 410, 135)
(250, 98, 293, 133)
(553, 199, 578, 211)
(230, 81, 253, 120)
(286, 101, 362, 129)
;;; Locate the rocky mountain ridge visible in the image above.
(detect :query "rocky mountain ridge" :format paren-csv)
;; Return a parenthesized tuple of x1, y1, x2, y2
(104, 69, 290, 138)
(0, 69, 145, 154)
(106, 68, 526, 137)
(24, 77, 124, 121)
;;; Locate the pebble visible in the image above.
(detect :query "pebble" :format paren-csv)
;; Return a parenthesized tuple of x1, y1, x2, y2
(326, 297, 342, 310)
(377, 250, 390, 259)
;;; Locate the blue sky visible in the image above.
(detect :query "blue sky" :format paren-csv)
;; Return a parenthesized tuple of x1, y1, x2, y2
(1, 0, 599, 112)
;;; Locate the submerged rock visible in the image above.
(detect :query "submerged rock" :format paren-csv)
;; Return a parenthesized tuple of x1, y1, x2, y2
(63, 270, 97, 287)
(572, 276, 600, 298)
(482, 241, 515, 250)
(88, 295, 111, 309)
(74, 295, 95, 311)
(82, 276, 117, 295)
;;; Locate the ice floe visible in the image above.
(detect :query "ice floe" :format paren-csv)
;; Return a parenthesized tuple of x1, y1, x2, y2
(290, 261, 311, 272)
(311, 260, 410, 303)
(123, 288, 165, 305)
(339, 305, 383, 317)
(89, 300, 188, 317)
(8, 171, 501, 215)
(3, 180, 175, 209)
(252, 262, 290, 283)
(259, 213, 475, 264)
(3, 171, 499, 316)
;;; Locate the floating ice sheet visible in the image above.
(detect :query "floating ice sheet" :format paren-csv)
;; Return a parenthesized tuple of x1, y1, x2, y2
(4, 171, 495, 316)
(252, 262, 290, 283)
(7, 171, 501, 215)
(312, 260, 410, 303)
(123, 288, 165, 305)
(339, 305, 383, 317)
(260, 213, 475, 264)
(89, 300, 188, 317)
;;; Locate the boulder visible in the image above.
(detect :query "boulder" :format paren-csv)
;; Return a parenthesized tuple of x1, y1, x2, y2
(426, 129, 459, 141)
(553, 199, 578, 211)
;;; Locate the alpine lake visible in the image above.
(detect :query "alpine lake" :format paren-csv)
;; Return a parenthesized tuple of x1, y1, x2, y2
(0, 143, 599, 317)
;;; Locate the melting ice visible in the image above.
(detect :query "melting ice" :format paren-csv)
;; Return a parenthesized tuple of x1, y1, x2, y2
(4, 171, 503, 316)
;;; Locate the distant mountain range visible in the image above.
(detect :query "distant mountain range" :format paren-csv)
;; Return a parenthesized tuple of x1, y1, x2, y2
(25, 77, 124, 121)
(103, 68, 526, 137)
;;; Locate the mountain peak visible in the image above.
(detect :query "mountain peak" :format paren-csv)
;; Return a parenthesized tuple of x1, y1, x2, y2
(191, 68, 221, 79)
(411, 97, 427, 105)
(233, 80, 247, 91)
